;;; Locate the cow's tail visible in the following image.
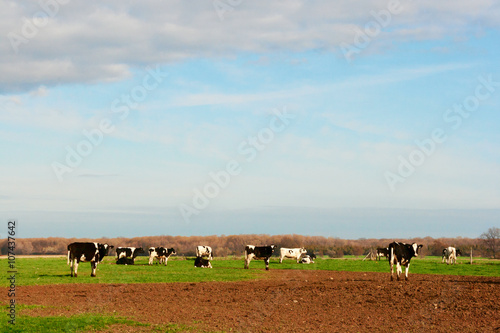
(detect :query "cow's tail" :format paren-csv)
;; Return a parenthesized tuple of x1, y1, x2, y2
(67, 250, 70, 265)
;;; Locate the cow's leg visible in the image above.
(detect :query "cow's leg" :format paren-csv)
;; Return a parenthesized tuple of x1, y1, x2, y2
(74, 260, 79, 278)
(405, 263, 410, 281)
(265, 258, 270, 270)
(279, 256, 283, 264)
(389, 248, 394, 281)
(91, 261, 97, 277)
(70, 258, 74, 277)
(164, 258, 168, 266)
(396, 262, 402, 281)
(244, 257, 250, 269)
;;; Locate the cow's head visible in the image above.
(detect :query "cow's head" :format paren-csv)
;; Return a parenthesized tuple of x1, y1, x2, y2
(168, 248, 176, 255)
(97, 243, 113, 261)
(300, 248, 307, 254)
(456, 248, 462, 256)
(412, 243, 423, 256)
(270, 245, 276, 252)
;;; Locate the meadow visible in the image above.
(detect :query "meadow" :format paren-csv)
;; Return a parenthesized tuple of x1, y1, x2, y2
(1, 255, 499, 332)
(1, 255, 498, 287)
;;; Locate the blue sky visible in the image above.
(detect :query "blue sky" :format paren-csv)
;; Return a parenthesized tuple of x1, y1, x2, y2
(1, 1, 499, 239)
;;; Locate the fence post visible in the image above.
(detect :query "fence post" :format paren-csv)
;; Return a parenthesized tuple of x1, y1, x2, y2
(470, 247, 473, 265)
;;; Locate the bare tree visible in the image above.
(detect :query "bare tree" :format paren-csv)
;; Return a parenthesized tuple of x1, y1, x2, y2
(480, 227, 500, 259)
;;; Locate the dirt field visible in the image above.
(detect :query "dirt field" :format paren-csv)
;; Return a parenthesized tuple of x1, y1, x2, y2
(14, 270, 500, 332)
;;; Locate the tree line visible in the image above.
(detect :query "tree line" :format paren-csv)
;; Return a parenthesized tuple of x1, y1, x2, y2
(1, 232, 498, 258)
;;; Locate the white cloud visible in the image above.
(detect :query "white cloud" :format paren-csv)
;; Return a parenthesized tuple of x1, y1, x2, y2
(1, 0, 498, 93)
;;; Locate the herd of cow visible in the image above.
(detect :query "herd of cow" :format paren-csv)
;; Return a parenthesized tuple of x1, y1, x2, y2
(66, 241, 462, 281)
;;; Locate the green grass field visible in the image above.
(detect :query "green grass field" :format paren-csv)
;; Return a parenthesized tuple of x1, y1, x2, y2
(1, 256, 498, 332)
(1, 255, 498, 287)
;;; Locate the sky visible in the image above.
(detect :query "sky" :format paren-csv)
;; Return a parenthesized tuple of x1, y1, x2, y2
(1, 0, 499, 239)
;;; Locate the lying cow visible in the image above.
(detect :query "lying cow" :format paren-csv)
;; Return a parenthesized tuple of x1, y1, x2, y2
(376, 247, 389, 261)
(389, 242, 423, 281)
(442, 247, 462, 265)
(300, 254, 316, 264)
(116, 257, 135, 265)
(194, 256, 212, 268)
(196, 245, 213, 260)
(67, 242, 113, 277)
(244, 245, 276, 270)
(279, 247, 307, 263)
(116, 247, 143, 264)
(148, 247, 176, 266)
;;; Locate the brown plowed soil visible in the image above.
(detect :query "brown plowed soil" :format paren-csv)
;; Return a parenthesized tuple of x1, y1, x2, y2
(11, 270, 500, 332)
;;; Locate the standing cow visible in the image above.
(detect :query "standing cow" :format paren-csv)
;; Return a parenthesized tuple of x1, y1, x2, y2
(196, 245, 213, 260)
(279, 247, 307, 263)
(442, 247, 462, 265)
(67, 242, 113, 277)
(148, 247, 176, 266)
(389, 242, 423, 281)
(244, 245, 276, 270)
(376, 247, 389, 261)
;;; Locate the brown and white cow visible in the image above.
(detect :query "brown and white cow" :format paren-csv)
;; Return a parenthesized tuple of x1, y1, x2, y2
(67, 242, 113, 277)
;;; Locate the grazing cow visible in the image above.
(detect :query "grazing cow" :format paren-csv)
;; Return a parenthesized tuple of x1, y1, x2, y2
(67, 242, 113, 277)
(116, 247, 143, 263)
(194, 256, 212, 268)
(244, 245, 276, 270)
(376, 247, 390, 261)
(442, 247, 462, 265)
(389, 242, 423, 281)
(195, 245, 213, 260)
(300, 254, 315, 264)
(279, 247, 307, 263)
(148, 247, 176, 266)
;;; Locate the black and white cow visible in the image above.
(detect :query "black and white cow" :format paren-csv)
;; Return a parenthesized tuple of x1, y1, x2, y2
(300, 254, 316, 264)
(389, 242, 423, 281)
(67, 242, 113, 277)
(376, 247, 390, 261)
(194, 256, 212, 268)
(116, 257, 135, 265)
(148, 247, 176, 266)
(116, 247, 143, 264)
(279, 247, 307, 263)
(244, 245, 276, 270)
(195, 245, 213, 260)
(442, 247, 462, 265)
